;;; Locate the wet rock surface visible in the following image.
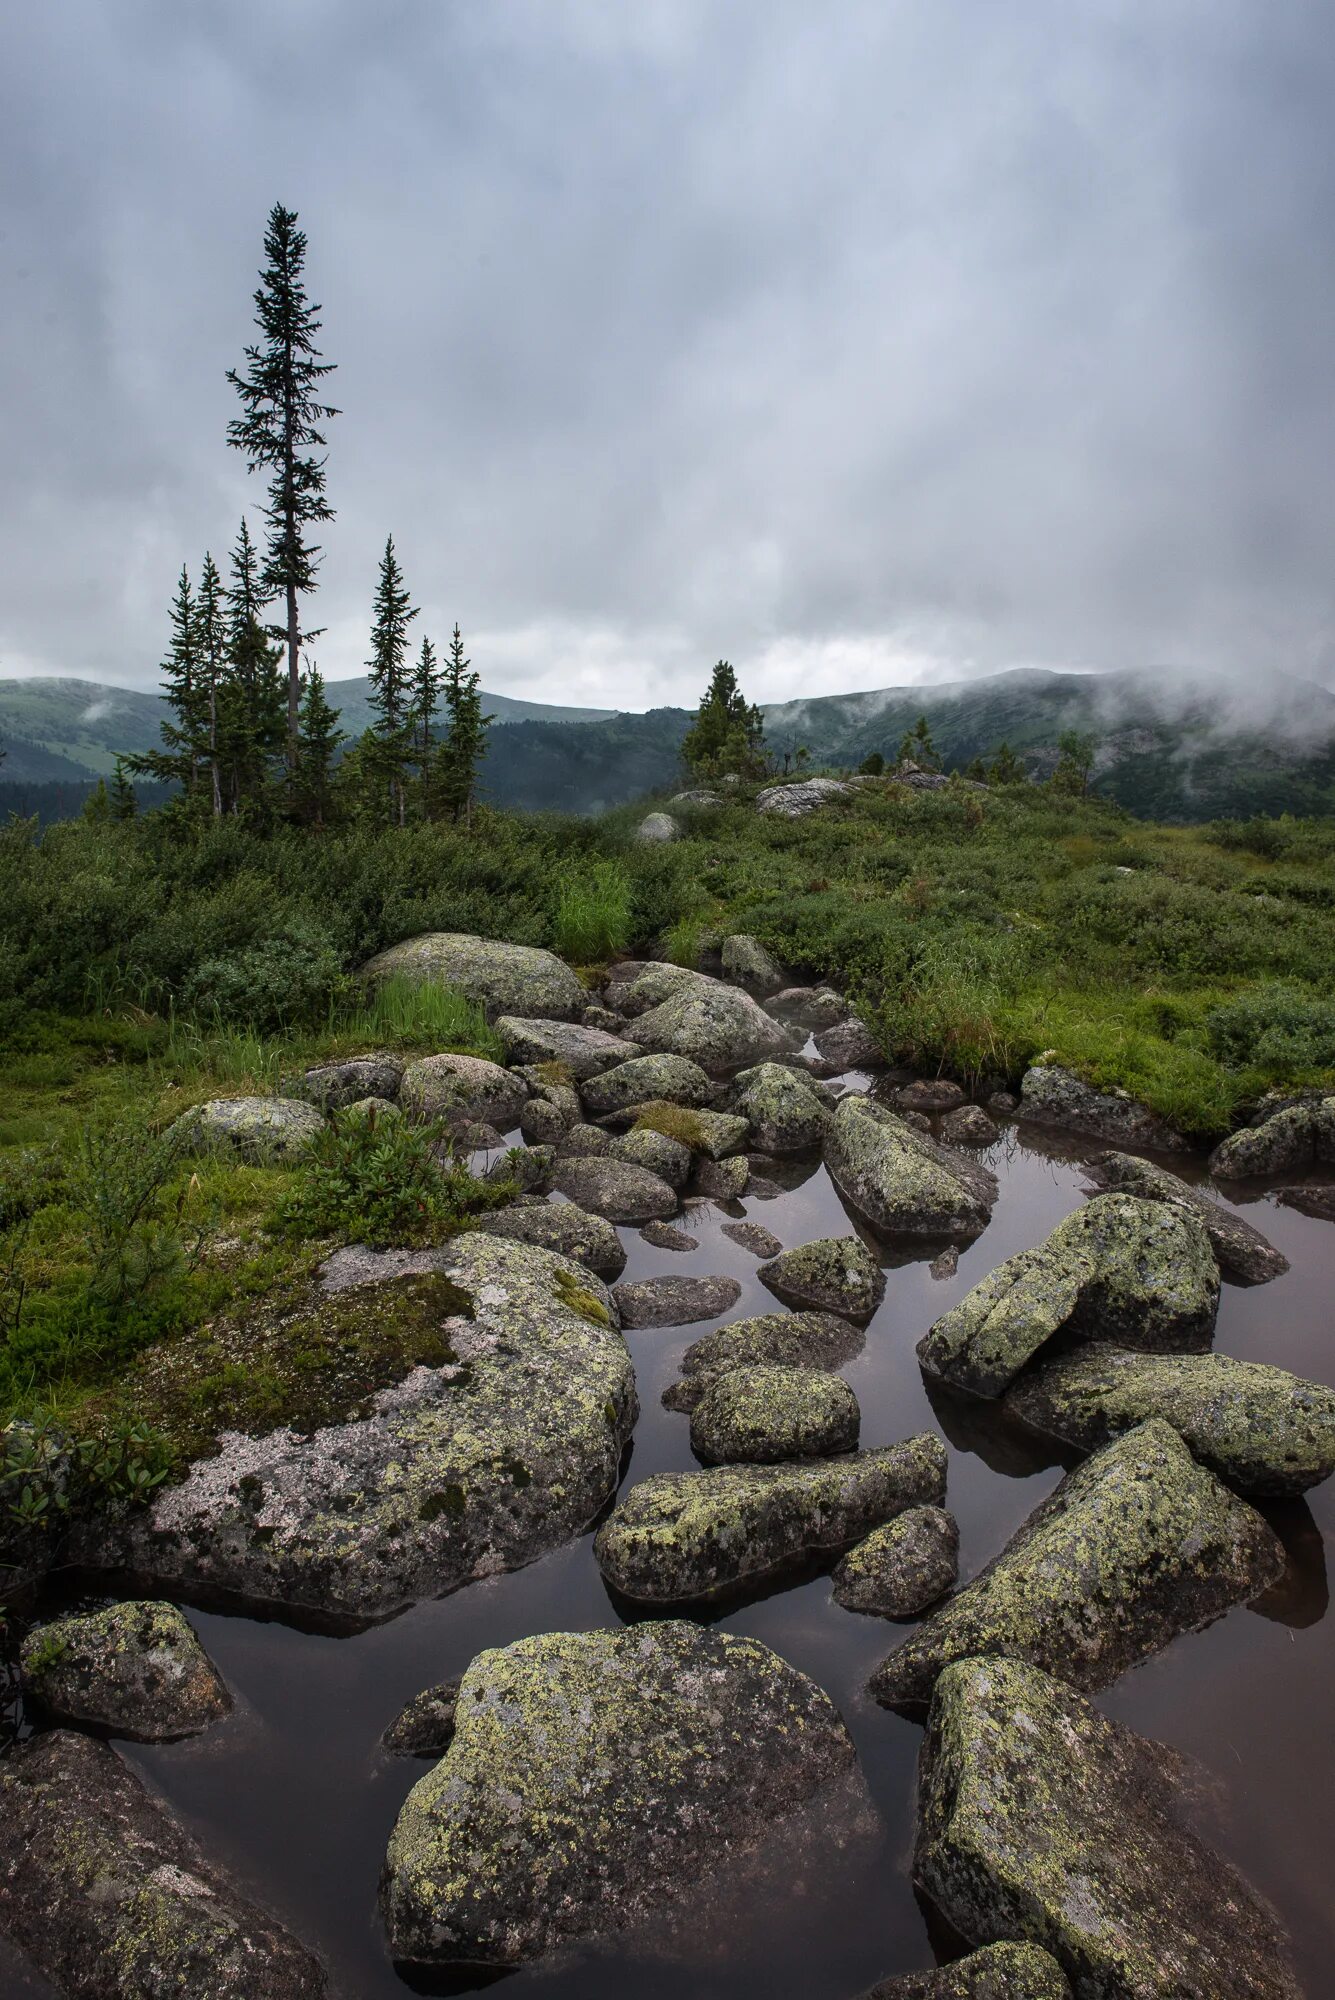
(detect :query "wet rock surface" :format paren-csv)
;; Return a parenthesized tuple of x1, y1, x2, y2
(549, 1154, 678, 1222)
(918, 1193, 1220, 1398)
(915, 1655, 1302, 1999)
(361, 931, 585, 1019)
(477, 1200, 627, 1277)
(174, 1094, 326, 1163)
(20, 1599, 230, 1741)
(0, 1729, 326, 1996)
(662, 1310, 866, 1411)
(759, 1233, 886, 1319)
(611, 1273, 743, 1327)
(1084, 1149, 1289, 1282)
(493, 1016, 640, 1077)
(826, 1096, 998, 1241)
(870, 1420, 1283, 1709)
(639, 1219, 699, 1252)
(70, 1236, 637, 1623)
(594, 1436, 948, 1604)
(833, 1505, 959, 1618)
(939, 1104, 1000, 1147)
(1004, 1345, 1335, 1496)
(380, 1622, 859, 1969)
(689, 1365, 861, 1464)
(1018, 1063, 1190, 1151)
(1210, 1097, 1335, 1179)
(381, 1677, 460, 1757)
(860, 1942, 1072, 1997)
(766, 984, 849, 1030)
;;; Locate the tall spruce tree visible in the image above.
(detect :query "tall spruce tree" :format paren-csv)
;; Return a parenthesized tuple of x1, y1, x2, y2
(226, 203, 338, 772)
(126, 565, 206, 798)
(365, 536, 419, 824)
(409, 633, 444, 803)
(431, 623, 490, 825)
(681, 660, 766, 778)
(292, 663, 345, 829)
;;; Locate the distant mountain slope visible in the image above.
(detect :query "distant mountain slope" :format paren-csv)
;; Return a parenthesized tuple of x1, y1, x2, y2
(3, 666, 1333, 821)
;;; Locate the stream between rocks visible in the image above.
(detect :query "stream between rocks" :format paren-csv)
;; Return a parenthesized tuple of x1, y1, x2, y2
(4, 1099, 1334, 1998)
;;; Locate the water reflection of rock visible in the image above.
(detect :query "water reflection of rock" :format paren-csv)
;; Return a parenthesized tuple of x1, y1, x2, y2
(923, 1377, 1071, 1480)
(1249, 1498, 1329, 1628)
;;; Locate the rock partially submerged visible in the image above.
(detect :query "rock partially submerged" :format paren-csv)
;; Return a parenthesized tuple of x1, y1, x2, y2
(860, 1942, 1071, 1998)
(720, 933, 785, 996)
(0, 1730, 325, 1996)
(380, 1623, 859, 1969)
(915, 1655, 1301, 1999)
(720, 1218, 784, 1258)
(1018, 1063, 1190, 1151)
(493, 1016, 639, 1078)
(814, 1016, 884, 1068)
(550, 1154, 678, 1222)
(727, 1062, 827, 1152)
(361, 931, 585, 1020)
(662, 1310, 866, 1411)
(825, 1096, 998, 1241)
(594, 1437, 947, 1604)
(939, 1105, 1000, 1148)
(689, 1366, 861, 1464)
(20, 1600, 230, 1741)
(609, 1125, 693, 1185)
(767, 984, 849, 1031)
(477, 1201, 626, 1278)
(70, 1237, 637, 1624)
(400, 1053, 529, 1130)
(382, 1677, 460, 1757)
(640, 1220, 699, 1252)
(1005, 1345, 1335, 1497)
(833, 1506, 959, 1618)
(1210, 1097, 1335, 1179)
(759, 1234, 886, 1319)
(612, 1274, 742, 1327)
(580, 1050, 716, 1116)
(1084, 1149, 1288, 1283)
(174, 1095, 325, 1163)
(869, 1420, 1283, 1709)
(917, 1193, 1220, 1399)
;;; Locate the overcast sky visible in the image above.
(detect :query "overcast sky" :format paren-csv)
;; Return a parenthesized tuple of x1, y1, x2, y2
(4, 2, 1335, 709)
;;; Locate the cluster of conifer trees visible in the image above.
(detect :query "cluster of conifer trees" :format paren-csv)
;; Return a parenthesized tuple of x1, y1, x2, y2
(127, 203, 489, 830)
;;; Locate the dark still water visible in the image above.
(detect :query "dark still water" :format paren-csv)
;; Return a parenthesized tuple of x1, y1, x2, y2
(6, 1119, 1335, 1998)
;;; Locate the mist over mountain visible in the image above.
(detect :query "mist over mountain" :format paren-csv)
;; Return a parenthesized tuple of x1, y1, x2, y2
(3, 664, 1334, 823)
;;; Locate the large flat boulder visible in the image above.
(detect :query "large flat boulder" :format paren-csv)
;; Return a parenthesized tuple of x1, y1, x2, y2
(580, 1050, 716, 1115)
(400, 1052, 528, 1129)
(869, 1420, 1283, 1710)
(0, 1730, 325, 1996)
(917, 1194, 1220, 1399)
(493, 1016, 640, 1078)
(623, 968, 798, 1073)
(915, 1655, 1301, 1998)
(1004, 1345, 1335, 1497)
(549, 1154, 678, 1222)
(173, 1094, 325, 1163)
(1084, 1150, 1288, 1283)
(20, 1600, 229, 1741)
(70, 1237, 636, 1624)
(381, 1623, 859, 1969)
(362, 932, 585, 1020)
(689, 1366, 861, 1464)
(595, 1437, 947, 1604)
(662, 1309, 865, 1411)
(1018, 1064, 1189, 1151)
(476, 1200, 626, 1278)
(755, 777, 852, 817)
(612, 1274, 741, 1327)
(825, 1096, 997, 1241)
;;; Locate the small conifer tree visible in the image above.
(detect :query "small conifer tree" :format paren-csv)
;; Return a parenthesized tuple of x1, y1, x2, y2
(109, 760, 137, 820)
(126, 565, 206, 799)
(365, 536, 419, 825)
(681, 661, 766, 778)
(291, 663, 345, 829)
(430, 624, 490, 825)
(988, 741, 1025, 785)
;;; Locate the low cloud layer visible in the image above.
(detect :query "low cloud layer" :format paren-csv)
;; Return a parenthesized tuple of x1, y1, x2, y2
(4, 2, 1335, 707)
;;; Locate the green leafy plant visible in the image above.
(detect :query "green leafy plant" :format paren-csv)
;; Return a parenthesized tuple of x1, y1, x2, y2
(272, 1107, 508, 1248)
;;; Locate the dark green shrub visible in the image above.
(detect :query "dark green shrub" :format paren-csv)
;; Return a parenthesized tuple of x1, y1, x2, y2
(272, 1109, 510, 1248)
(181, 921, 345, 1031)
(1207, 986, 1335, 1074)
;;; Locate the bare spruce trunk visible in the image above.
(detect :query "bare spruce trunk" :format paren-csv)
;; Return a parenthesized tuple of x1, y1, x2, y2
(210, 687, 222, 818)
(287, 581, 300, 775)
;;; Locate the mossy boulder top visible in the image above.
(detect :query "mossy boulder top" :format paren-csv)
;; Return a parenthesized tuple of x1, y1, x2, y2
(662, 1309, 866, 1411)
(70, 1235, 637, 1624)
(609, 1124, 693, 1185)
(859, 1941, 1072, 1998)
(20, 1600, 230, 1741)
(759, 1234, 886, 1320)
(0, 1730, 326, 1998)
(869, 1419, 1283, 1710)
(824, 1095, 998, 1242)
(1018, 1062, 1190, 1152)
(1004, 1344, 1335, 1497)
(1209, 1095, 1335, 1179)
(493, 1016, 642, 1078)
(380, 1622, 859, 1969)
(174, 1094, 326, 1164)
(916, 1655, 1301, 1999)
(918, 1193, 1221, 1399)
(594, 1436, 947, 1605)
(399, 1052, 529, 1130)
(720, 932, 786, 996)
(689, 1365, 860, 1464)
(361, 932, 586, 1021)
(1084, 1149, 1288, 1283)
(833, 1505, 960, 1619)
(615, 965, 799, 1073)
(726, 1062, 828, 1153)
(579, 1050, 717, 1115)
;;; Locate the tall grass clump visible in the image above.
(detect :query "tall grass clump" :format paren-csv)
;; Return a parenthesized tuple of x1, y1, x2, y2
(553, 861, 633, 963)
(346, 975, 503, 1058)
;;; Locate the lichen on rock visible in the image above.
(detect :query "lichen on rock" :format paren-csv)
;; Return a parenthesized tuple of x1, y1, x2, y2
(662, 1309, 866, 1411)
(20, 1599, 230, 1740)
(824, 1095, 997, 1241)
(759, 1233, 886, 1320)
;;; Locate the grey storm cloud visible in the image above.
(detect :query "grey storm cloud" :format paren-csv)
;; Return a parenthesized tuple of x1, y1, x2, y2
(3, 0, 1335, 708)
